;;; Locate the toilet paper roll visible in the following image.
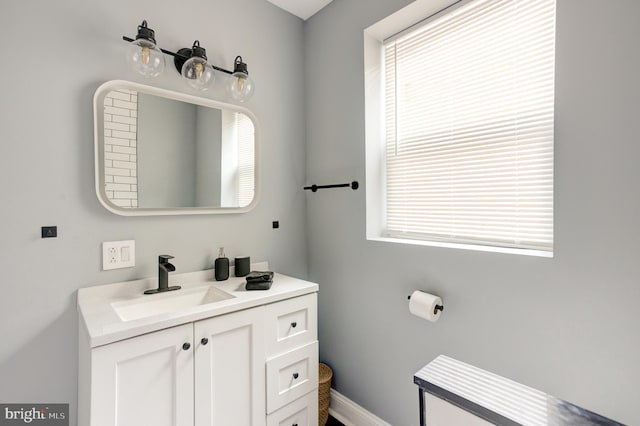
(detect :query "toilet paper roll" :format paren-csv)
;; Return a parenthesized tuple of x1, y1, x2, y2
(409, 290, 443, 322)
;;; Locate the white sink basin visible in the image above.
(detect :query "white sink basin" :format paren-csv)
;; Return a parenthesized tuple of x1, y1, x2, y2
(112, 285, 235, 322)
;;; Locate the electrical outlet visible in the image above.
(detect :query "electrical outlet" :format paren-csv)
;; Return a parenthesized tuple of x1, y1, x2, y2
(102, 240, 135, 270)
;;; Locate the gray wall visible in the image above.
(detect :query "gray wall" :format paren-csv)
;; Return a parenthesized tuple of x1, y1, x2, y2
(0, 1, 307, 425)
(138, 93, 197, 207)
(305, 0, 640, 425)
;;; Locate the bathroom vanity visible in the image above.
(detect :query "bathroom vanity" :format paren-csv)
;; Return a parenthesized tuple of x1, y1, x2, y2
(78, 263, 318, 426)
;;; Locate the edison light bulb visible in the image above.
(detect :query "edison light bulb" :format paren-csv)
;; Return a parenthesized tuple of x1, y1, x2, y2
(141, 46, 151, 65)
(227, 73, 254, 102)
(126, 39, 165, 77)
(126, 21, 165, 77)
(181, 56, 214, 91)
(180, 41, 214, 91)
(226, 57, 254, 102)
(195, 62, 204, 80)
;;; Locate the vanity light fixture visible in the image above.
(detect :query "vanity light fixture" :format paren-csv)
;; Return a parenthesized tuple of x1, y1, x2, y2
(125, 20, 165, 77)
(177, 41, 215, 91)
(227, 56, 255, 101)
(123, 20, 254, 101)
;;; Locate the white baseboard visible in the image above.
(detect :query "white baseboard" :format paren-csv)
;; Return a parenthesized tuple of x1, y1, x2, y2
(328, 389, 392, 426)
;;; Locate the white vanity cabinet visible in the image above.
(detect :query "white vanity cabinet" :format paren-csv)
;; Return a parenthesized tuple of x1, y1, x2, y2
(90, 323, 194, 426)
(88, 307, 264, 426)
(78, 271, 319, 426)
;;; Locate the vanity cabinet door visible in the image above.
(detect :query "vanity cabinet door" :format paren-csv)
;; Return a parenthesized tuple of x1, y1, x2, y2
(91, 323, 194, 426)
(194, 307, 266, 426)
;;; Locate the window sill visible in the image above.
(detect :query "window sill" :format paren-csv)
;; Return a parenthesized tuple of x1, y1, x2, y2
(367, 236, 554, 258)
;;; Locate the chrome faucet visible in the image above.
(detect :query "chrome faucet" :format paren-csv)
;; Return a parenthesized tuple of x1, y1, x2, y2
(144, 255, 182, 294)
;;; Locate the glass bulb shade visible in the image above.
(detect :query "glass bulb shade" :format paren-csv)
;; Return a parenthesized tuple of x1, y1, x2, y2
(227, 72, 255, 102)
(126, 39, 165, 77)
(181, 57, 215, 91)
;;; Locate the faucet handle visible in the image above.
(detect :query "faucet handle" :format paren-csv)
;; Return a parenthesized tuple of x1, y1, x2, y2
(159, 255, 174, 263)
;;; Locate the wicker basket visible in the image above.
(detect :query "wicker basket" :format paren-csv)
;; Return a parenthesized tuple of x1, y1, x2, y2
(318, 363, 333, 425)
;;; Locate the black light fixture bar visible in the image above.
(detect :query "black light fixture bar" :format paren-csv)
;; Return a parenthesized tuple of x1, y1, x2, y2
(122, 35, 233, 75)
(303, 181, 359, 192)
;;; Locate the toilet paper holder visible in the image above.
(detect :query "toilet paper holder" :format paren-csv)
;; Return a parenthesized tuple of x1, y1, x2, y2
(408, 294, 444, 312)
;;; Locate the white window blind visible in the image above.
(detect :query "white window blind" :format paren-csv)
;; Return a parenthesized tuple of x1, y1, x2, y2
(384, 0, 555, 251)
(236, 113, 255, 207)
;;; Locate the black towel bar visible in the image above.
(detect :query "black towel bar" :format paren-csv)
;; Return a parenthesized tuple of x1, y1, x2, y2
(304, 181, 359, 192)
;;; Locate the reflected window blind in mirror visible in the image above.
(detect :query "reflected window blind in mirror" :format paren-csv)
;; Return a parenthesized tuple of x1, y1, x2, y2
(237, 113, 255, 207)
(383, 0, 556, 252)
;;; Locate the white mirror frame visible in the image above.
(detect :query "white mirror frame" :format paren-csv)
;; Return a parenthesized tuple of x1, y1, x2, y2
(93, 80, 260, 216)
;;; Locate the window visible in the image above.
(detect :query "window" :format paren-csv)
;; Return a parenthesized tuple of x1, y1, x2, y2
(366, 0, 556, 254)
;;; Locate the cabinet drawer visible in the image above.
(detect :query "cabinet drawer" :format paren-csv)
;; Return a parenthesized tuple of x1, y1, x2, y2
(267, 390, 318, 426)
(265, 293, 317, 357)
(266, 341, 319, 413)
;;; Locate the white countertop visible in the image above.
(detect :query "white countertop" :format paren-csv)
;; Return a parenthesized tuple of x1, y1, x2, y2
(78, 262, 318, 347)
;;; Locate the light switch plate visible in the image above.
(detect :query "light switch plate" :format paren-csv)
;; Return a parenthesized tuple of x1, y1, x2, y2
(102, 240, 135, 270)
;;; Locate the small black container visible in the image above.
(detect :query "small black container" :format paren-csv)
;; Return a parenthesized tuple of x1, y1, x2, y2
(214, 248, 229, 281)
(235, 256, 250, 277)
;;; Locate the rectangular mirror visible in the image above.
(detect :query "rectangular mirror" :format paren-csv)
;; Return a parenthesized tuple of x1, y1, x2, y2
(93, 80, 259, 216)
